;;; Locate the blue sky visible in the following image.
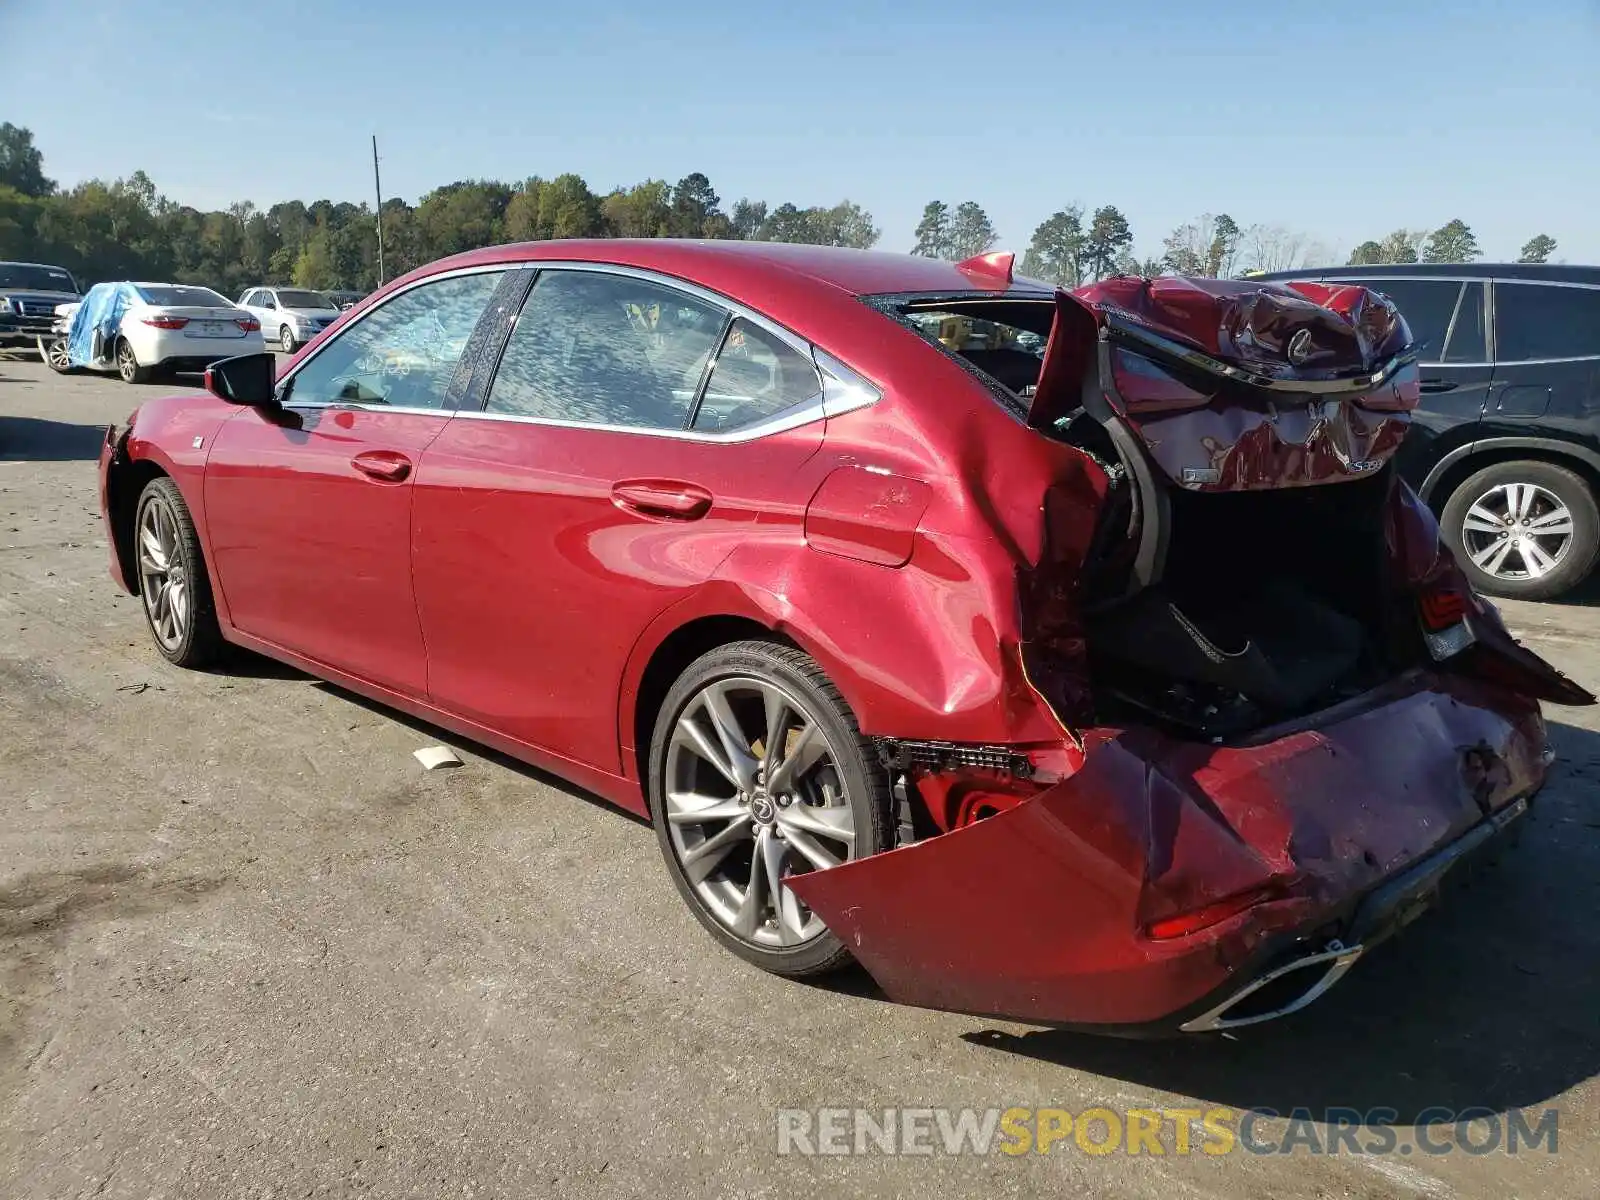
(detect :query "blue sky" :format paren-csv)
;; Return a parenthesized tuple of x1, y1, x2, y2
(3, 0, 1597, 263)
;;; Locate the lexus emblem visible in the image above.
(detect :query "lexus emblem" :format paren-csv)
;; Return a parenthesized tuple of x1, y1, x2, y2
(1287, 329, 1314, 366)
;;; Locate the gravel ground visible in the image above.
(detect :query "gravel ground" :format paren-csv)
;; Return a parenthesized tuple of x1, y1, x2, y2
(3, 355, 1599, 1199)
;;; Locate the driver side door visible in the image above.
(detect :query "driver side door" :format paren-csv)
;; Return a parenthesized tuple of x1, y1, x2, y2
(202, 268, 506, 695)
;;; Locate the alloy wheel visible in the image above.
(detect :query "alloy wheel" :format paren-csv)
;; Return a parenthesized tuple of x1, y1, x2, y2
(138, 496, 190, 652)
(280, 325, 296, 352)
(117, 342, 138, 383)
(45, 338, 71, 371)
(663, 677, 857, 948)
(1460, 482, 1575, 582)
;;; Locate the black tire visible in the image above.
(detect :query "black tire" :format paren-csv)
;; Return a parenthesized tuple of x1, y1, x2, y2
(133, 477, 225, 668)
(279, 324, 297, 353)
(647, 639, 892, 978)
(116, 338, 151, 384)
(1442, 460, 1599, 600)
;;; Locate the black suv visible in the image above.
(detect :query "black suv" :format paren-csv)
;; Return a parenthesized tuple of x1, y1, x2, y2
(1255, 263, 1600, 600)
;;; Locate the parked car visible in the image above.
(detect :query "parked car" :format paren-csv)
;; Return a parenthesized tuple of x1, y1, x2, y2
(98, 242, 1591, 1034)
(1251, 263, 1600, 600)
(237, 286, 344, 352)
(0, 261, 81, 352)
(62, 282, 263, 382)
(324, 289, 367, 311)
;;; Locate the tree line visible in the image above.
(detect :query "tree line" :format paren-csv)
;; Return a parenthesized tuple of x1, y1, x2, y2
(0, 122, 1564, 299)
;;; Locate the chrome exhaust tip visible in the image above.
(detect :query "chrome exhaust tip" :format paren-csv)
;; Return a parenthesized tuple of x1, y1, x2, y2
(1179, 941, 1365, 1033)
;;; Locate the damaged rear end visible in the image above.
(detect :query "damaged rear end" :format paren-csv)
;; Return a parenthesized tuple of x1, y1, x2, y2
(790, 274, 1592, 1033)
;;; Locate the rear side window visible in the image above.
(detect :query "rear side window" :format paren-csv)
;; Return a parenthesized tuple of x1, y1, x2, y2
(692, 319, 821, 432)
(1358, 280, 1461, 361)
(1495, 283, 1600, 362)
(1443, 282, 1487, 363)
(487, 270, 725, 430)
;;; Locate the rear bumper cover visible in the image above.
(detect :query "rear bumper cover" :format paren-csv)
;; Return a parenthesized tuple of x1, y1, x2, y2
(788, 670, 1546, 1033)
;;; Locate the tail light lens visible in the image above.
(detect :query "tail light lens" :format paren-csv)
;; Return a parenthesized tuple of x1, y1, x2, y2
(1144, 884, 1279, 940)
(1108, 348, 1213, 414)
(235, 317, 260, 332)
(141, 315, 189, 330)
(1418, 581, 1469, 631)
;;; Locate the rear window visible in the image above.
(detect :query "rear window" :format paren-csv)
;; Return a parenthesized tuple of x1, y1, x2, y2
(136, 285, 232, 308)
(1495, 283, 1600, 362)
(276, 289, 333, 308)
(0, 263, 78, 292)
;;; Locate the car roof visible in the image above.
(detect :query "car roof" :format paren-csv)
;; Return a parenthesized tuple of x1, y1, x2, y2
(1250, 262, 1600, 285)
(411, 239, 1056, 301)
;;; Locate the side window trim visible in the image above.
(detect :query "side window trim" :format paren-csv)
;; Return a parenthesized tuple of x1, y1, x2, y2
(682, 310, 737, 430)
(276, 263, 511, 413)
(458, 260, 880, 442)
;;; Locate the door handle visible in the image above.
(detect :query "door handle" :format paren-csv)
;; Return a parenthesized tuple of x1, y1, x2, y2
(351, 450, 412, 482)
(611, 480, 713, 520)
(1419, 379, 1459, 394)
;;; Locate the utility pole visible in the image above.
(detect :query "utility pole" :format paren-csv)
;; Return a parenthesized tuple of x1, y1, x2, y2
(372, 135, 386, 286)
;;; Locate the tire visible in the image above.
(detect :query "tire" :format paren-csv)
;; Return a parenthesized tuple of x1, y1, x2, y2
(279, 324, 297, 353)
(1442, 460, 1600, 600)
(133, 477, 225, 668)
(116, 338, 151, 384)
(39, 335, 73, 374)
(647, 640, 892, 978)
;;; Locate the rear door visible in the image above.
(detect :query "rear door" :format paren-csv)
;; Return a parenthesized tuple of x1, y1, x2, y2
(1325, 276, 1493, 490)
(1484, 280, 1600, 444)
(412, 265, 828, 774)
(203, 267, 505, 694)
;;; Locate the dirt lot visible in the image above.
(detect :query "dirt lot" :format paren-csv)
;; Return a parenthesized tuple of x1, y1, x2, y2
(2, 355, 1598, 1199)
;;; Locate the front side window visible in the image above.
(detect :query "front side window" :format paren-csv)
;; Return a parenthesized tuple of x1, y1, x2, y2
(1495, 283, 1600, 362)
(486, 270, 725, 430)
(692, 318, 822, 432)
(284, 270, 503, 410)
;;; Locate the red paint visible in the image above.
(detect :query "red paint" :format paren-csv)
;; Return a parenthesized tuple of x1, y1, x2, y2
(97, 240, 1592, 1032)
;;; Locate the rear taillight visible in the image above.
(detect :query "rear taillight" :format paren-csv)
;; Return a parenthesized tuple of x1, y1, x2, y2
(1417, 579, 1478, 661)
(1144, 885, 1278, 940)
(235, 317, 260, 332)
(141, 315, 190, 329)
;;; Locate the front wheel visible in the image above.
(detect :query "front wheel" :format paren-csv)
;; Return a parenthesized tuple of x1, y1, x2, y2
(647, 640, 892, 977)
(116, 339, 151, 384)
(134, 477, 225, 668)
(279, 324, 297, 353)
(39, 335, 73, 373)
(1442, 460, 1600, 600)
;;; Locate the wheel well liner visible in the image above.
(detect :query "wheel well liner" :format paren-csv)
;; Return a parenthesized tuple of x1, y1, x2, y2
(107, 456, 169, 594)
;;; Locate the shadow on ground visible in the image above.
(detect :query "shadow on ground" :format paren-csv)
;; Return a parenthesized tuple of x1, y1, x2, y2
(963, 719, 1600, 1120)
(0, 415, 105, 462)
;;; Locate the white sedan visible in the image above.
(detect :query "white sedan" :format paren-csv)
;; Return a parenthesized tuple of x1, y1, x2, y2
(59, 282, 265, 382)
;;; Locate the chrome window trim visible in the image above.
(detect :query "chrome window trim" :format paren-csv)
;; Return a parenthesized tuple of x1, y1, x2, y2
(276, 262, 511, 412)
(451, 399, 833, 444)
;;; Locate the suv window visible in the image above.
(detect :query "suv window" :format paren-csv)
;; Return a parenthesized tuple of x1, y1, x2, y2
(1495, 283, 1600, 362)
(1444, 282, 1487, 363)
(1355, 279, 1462, 362)
(486, 270, 725, 430)
(692, 319, 821, 432)
(284, 270, 502, 409)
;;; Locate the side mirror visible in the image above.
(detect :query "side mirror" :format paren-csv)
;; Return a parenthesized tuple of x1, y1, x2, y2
(205, 353, 279, 407)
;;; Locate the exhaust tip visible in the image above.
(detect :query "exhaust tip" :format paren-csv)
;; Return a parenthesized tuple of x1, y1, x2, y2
(1180, 941, 1364, 1033)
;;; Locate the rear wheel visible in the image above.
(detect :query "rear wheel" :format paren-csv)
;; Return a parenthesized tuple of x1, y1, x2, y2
(279, 324, 297, 353)
(1442, 460, 1599, 600)
(116, 338, 151, 384)
(647, 640, 892, 977)
(134, 477, 225, 668)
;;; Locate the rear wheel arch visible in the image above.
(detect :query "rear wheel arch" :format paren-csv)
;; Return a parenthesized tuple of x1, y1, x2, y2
(1425, 441, 1600, 514)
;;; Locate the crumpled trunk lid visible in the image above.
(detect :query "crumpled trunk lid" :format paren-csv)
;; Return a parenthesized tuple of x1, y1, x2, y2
(1029, 276, 1421, 492)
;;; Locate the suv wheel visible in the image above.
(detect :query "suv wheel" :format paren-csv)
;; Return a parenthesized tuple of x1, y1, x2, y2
(1442, 460, 1600, 600)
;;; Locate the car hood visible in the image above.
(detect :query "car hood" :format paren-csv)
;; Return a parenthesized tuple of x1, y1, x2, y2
(1029, 277, 1420, 492)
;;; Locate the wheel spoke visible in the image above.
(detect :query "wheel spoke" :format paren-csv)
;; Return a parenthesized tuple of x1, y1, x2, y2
(1528, 508, 1573, 535)
(168, 579, 188, 630)
(681, 814, 753, 884)
(1506, 484, 1534, 522)
(777, 804, 857, 848)
(781, 824, 844, 872)
(701, 684, 758, 791)
(673, 716, 742, 792)
(760, 831, 802, 946)
(665, 791, 747, 825)
(1472, 537, 1515, 573)
(767, 721, 826, 794)
(730, 830, 770, 938)
(1518, 539, 1557, 577)
(139, 525, 167, 571)
(1463, 503, 1506, 535)
(761, 689, 792, 776)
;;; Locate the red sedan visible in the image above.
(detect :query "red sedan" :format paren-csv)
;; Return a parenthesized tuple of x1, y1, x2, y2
(99, 241, 1592, 1034)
